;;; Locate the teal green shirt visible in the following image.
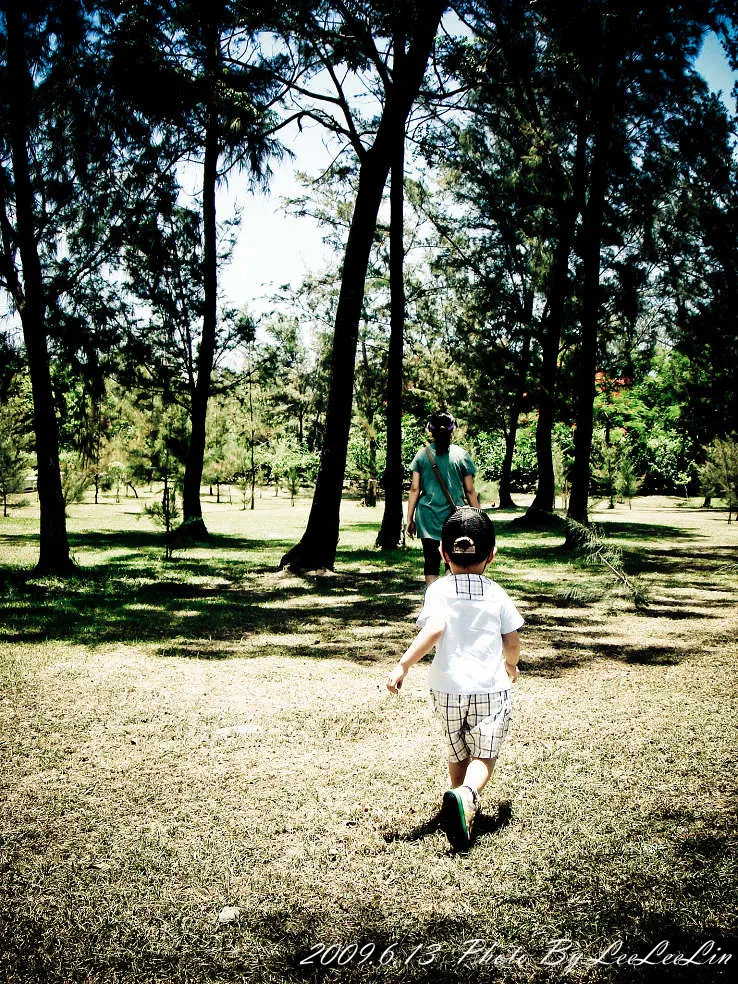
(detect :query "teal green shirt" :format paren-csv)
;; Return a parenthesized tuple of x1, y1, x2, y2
(410, 443, 476, 540)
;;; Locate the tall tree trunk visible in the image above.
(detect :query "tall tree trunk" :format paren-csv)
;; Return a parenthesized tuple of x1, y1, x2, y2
(249, 364, 256, 511)
(6, 5, 73, 575)
(497, 301, 533, 509)
(377, 90, 406, 550)
(567, 50, 618, 529)
(280, 3, 446, 571)
(527, 222, 570, 515)
(279, 146, 391, 570)
(181, 24, 220, 538)
(527, 107, 587, 520)
(496, 422, 517, 509)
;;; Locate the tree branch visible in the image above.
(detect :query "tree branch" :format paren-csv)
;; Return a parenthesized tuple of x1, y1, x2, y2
(332, 0, 392, 90)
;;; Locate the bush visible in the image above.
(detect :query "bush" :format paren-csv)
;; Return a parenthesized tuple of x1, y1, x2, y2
(470, 426, 538, 491)
(701, 437, 738, 520)
(60, 452, 94, 508)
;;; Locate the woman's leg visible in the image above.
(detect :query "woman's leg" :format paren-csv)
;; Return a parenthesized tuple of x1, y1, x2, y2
(421, 538, 442, 585)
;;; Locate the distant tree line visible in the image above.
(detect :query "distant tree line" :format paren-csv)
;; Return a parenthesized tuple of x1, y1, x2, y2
(1, 0, 737, 574)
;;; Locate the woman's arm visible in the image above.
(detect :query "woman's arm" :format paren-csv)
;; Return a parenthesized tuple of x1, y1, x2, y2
(463, 473, 480, 508)
(407, 470, 421, 536)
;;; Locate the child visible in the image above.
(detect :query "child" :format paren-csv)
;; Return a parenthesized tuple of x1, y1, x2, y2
(386, 506, 523, 850)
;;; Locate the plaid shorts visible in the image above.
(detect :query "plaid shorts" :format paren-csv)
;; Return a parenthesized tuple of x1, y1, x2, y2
(431, 690, 513, 763)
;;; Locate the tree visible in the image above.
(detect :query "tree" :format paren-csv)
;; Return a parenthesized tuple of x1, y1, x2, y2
(112, 0, 285, 537)
(448, 1, 721, 529)
(203, 404, 237, 503)
(592, 427, 624, 509)
(0, 374, 32, 517)
(144, 467, 180, 560)
(408, 158, 539, 511)
(376, 70, 406, 549)
(279, 0, 449, 571)
(1, 2, 75, 571)
(701, 436, 738, 522)
(258, 315, 319, 448)
(120, 201, 255, 511)
(0, 1, 178, 572)
(616, 448, 643, 508)
(561, 1, 718, 527)
(433, 0, 588, 519)
(657, 95, 738, 448)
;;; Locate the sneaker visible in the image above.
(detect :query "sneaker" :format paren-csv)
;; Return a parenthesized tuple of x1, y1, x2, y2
(441, 785, 478, 850)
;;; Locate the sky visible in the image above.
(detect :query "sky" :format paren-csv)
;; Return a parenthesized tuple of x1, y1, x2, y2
(218, 31, 738, 319)
(217, 121, 337, 319)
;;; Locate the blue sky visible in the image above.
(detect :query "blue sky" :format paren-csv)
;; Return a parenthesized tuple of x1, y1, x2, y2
(696, 31, 737, 113)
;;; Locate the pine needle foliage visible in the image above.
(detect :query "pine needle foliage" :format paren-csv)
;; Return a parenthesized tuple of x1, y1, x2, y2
(565, 519, 649, 609)
(143, 476, 180, 561)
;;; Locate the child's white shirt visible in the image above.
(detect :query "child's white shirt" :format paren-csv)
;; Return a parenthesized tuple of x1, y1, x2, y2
(417, 573, 524, 694)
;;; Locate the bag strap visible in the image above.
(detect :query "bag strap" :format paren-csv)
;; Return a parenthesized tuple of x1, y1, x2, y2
(425, 443, 457, 511)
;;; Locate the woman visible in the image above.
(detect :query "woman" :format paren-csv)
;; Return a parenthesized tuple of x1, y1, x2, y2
(407, 410, 480, 584)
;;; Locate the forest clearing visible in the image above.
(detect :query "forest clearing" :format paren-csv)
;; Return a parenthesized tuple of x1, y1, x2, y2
(1, 492, 736, 983)
(2, 7, 738, 979)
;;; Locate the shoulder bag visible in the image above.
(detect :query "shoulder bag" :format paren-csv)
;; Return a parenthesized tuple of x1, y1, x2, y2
(425, 443, 458, 511)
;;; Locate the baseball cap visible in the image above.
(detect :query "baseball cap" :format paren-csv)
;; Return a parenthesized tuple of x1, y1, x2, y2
(441, 507, 496, 565)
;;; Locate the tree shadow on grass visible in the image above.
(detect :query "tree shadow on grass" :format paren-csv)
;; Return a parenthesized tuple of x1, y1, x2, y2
(0, 576, 417, 649)
(0, 533, 424, 661)
(79, 529, 298, 558)
(597, 928, 737, 984)
(524, 635, 703, 677)
(0, 523, 734, 676)
(498, 517, 701, 544)
(624, 545, 737, 576)
(1, 528, 299, 558)
(278, 789, 738, 983)
(588, 520, 703, 542)
(0, 559, 729, 673)
(255, 910, 736, 984)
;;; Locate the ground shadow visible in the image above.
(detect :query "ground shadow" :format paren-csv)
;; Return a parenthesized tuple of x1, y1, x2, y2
(1, 775, 734, 984)
(498, 517, 701, 544)
(0, 530, 425, 664)
(253, 895, 735, 984)
(383, 799, 513, 846)
(587, 520, 703, 542)
(0, 521, 734, 675)
(468, 799, 514, 847)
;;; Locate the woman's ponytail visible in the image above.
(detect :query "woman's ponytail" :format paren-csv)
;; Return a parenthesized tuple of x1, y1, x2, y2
(427, 409, 456, 455)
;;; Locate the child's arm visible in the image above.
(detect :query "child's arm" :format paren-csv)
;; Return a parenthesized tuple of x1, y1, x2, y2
(386, 616, 446, 694)
(502, 630, 520, 683)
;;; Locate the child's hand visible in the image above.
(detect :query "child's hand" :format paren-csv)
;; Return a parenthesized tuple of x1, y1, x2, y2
(386, 663, 406, 694)
(505, 661, 519, 683)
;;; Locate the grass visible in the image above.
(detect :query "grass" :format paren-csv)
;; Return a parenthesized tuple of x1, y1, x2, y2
(1, 489, 737, 983)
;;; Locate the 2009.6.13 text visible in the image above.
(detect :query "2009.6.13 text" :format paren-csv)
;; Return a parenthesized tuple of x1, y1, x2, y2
(300, 941, 442, 968)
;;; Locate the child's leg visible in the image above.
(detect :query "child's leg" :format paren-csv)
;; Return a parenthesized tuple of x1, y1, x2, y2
(448, 758, 469, 788)
(463, 756, 496, 796)
(442, 758, 495, 849)
(462, 692, 511, 798)
(448, 756, 495, 794)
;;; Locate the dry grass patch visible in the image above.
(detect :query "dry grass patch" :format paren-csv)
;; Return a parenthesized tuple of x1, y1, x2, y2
(1, 494, 736, 983)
